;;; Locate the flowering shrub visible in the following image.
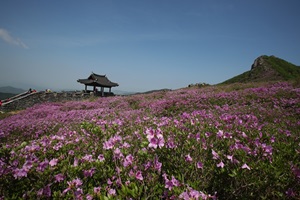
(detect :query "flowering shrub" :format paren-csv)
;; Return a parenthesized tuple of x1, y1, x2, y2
(0, 82, 299, 199)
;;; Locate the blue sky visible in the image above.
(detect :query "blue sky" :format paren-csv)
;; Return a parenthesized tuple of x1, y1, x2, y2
(0, 0, 300, 92)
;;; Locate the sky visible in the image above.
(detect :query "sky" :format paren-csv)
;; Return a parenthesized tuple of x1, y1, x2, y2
(0, 0, 300, 92)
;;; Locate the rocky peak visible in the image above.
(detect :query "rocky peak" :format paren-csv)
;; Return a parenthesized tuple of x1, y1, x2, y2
(251, 56, 266, 70)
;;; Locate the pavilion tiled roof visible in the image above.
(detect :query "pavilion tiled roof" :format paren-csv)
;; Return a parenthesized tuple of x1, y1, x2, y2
(77, 73, 119, 87)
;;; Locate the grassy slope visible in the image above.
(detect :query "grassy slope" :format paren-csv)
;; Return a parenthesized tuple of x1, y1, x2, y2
(221, 55, 300, 84)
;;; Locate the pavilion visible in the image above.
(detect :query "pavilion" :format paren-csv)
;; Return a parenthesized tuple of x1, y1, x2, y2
(77, 73, 119, 96)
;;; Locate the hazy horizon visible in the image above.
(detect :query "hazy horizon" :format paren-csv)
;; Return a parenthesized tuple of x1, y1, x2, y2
(1, 1, 300, 92)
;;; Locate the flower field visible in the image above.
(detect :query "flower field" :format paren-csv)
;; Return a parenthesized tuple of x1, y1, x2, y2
(0, 81, 299, 199)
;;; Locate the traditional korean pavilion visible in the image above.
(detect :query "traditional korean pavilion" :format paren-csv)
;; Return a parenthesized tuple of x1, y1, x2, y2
(77, 73, 119, 96)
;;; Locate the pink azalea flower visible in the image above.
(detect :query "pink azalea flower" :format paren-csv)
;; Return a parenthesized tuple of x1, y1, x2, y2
(98, 154, 105, 162)
(114, 148, 123, 159)
(129, 169, 135, 177)
(212, 149, 219, 160)
(185, 154, 193, 162)
(83, 168, 96, 177)
(135, 171, 143, 181)
(73, 178, 83, 187)
(86, 194, 93, 200)
(123, 154, 134, 167)
(227, 155, 233, 162)
(37, 160, 49, 172)
(217, 130, 224, 138)
(94, 186, 101, 194)
(148, 137, 158, 148)
(167, 137, 176, 148)
(54, 173, 65, 182)
(49, 158, 58, 167)
(103, 140, 114, 150)
(165, 179, 174, 191)
(197, 161, 203, 169)
(73, 158, 79, 167)
(13, 168, 28, 179)
(154, 157, 162, 171)
(171, 176, 180, 187)
(242, 132, 248, 138)
(43, 184, 51, 197)
(82, 154, 93, 162)
(217, 161, 225, 168)
(157, 136, 165, 148)
(108, 188, 116, 196)
(242, 163, 251, 170)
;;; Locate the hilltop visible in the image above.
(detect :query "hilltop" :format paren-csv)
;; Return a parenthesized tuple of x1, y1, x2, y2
(221, 55, 300, 84)
(0, 86, 26, 94)
(0, 86, 27, 100)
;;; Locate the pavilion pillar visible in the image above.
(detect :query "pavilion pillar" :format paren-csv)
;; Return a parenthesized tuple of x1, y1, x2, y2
(85, 85, 87, 93)
(109, 87, 111, 93)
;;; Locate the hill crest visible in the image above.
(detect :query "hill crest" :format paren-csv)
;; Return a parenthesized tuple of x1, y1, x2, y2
(222, 55, 300, 84)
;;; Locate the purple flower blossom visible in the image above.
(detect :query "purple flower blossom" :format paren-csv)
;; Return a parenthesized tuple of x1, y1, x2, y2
(185, 154, 193, 162)
(94, 186, 101, 194)
(68, 150, 74, 155)
(103, 140, 114, 150)
(108, 188, 116, 196)
(54, 173, 65, 182)
(82, 154, 93, 162)
(23, 160, 33, 171)
(165, 179, 174, 191)
(113, 148, 123, 159)
(97, 154, 105, 162)
(286, 188, 296, 197)
(167, 137, 176, 148)
(13, 168, 28, 179)
(37, 184, 51, 197)
(217, 161, 225, 168)
(148, 137, 158, 148)
(107, 178, 113, 185)
(86, 194, 93, 200)
(74, 188, 83, 198)
(73, 158, 79, 167)
(135, 170, 143, 181)
(212, 149, 219, 160)
(37, 160, 49, 172)
(217, 130, 224, 138)
(49, 158, 58, 167)
(123, 154, 134, 167)
(291, 165, 300, 179)
(83, 168, 96, 177)
(43, 184, 51, 197)
(157, 135, 165, 148)
(241, 163, 251, 170)
(227, 155, 233, 162)
(197, 161, 203, 169)
(154, 157, 162, 171)
(146, 127, 165, 149)
(164, 174, 180, 191)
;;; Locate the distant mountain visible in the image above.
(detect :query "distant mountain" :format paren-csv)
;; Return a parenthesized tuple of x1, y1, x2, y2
(0, 92, 16, 100)
(0, 86, 27, 94)
(134, 88, 172, 95)
(221, 55, 300, 84)
(114, 90, 137, 96)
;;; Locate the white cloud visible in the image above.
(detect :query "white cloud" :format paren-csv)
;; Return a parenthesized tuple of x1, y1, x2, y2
(0, 28, 28, 49)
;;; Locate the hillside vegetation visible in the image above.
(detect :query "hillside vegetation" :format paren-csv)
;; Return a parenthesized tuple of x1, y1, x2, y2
(0, 81, 299, 199)
(222, 55, 300, 84)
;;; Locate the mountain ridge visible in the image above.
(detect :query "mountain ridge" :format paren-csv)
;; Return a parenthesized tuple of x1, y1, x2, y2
(0, 86, 27, 94)
(221, 55, 300, 84)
